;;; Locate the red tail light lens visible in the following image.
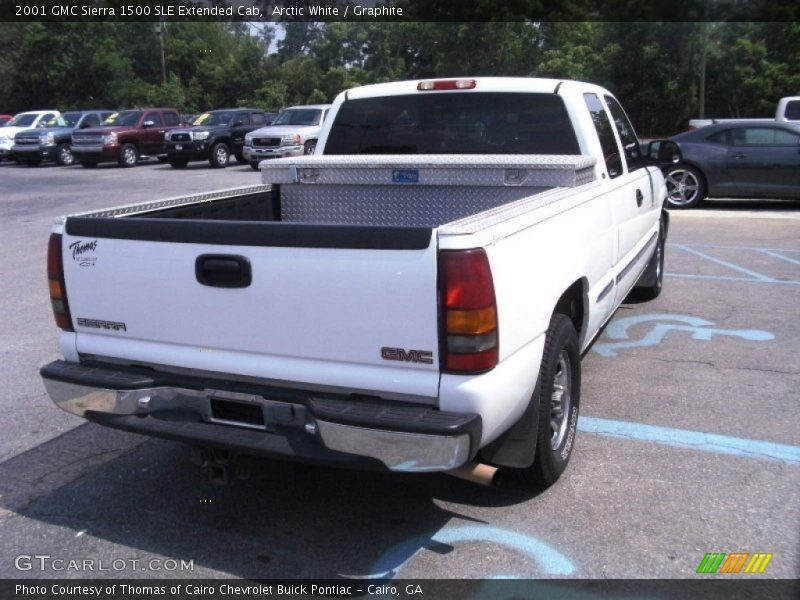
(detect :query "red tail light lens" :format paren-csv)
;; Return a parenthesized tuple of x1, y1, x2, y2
(440, 249, 498, 373)
(47, 233, 73, 331)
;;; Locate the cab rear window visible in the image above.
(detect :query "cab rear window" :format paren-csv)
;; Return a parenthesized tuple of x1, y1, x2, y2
(325, 92, 580, 155)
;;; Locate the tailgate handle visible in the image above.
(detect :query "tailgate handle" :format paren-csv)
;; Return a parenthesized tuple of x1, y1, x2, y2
(196, 255, 251, 288)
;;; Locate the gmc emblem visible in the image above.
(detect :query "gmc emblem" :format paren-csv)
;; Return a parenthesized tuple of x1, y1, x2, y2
(380, 347, 434, 364)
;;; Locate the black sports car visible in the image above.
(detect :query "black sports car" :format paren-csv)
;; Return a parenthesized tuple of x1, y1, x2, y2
(665, 121, 800, 208)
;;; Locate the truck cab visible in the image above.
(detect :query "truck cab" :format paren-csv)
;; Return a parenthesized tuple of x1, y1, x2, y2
(11, 110, 113, 166)
(71, 108, 182, 167)
(243, 104, 331, 169)
(164, 108, 274, 169)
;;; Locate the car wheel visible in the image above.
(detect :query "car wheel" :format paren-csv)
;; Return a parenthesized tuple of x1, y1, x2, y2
(507, 313, 580, 488)
(169, 159, 188, 169)
(157, 156, 168, 163)
(209, 143, 230, 168)
(664, 165, 706, 209)
(235, 151, 247, 164)
(56, 143, 74, 166)
(250, 161, 260, 171)
(303, 140, 317, 155)
(80, 161, 98, 168)
(118, 143, 138, 168)
(631, 217, 666, 301)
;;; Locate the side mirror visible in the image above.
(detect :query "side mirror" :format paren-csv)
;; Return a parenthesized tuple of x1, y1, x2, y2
(142, 120, 155, 129)
(647, 140, 682, 165)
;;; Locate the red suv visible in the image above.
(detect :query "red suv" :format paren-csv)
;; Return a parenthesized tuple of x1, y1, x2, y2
(71, 108, 182, 167)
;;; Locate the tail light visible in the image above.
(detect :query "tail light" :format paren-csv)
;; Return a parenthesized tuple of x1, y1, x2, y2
(417, 79, 477, 91)
(47, 233, 73, 331)
(440, 249, 498, 373)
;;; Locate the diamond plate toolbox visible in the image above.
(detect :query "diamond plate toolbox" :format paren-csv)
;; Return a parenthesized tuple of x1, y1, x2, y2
(261, 154, 597, 227)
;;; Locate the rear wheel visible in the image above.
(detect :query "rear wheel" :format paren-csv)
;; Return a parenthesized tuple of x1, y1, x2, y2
(235, 150, 247, 164)
(508, 314, 581, 488)
(169, 159, 188, 169)
(56, 143, 74, 166)
(209, 142, 229, 168)
(631, 218, 666, 301)
(250, 161, 260, 171)
(118, 143, 138, 168)
(664, 164, 705, 209)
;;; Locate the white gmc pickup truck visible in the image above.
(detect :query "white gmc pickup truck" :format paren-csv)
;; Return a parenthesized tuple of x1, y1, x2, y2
(41, 78, 676, 488)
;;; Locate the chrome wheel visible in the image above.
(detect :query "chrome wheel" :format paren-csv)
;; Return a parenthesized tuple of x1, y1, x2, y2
(122, 146, 137, 166)
(58, 144, 74, 166)
(550, 350, 572, 450)
(215, 145, 229, 165)
(665, 169, 701, 207)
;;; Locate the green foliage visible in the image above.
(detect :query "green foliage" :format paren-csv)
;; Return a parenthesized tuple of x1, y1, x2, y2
(1, 22, 797, 136)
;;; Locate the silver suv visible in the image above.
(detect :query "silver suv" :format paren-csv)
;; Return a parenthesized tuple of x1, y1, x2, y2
(243, 104, 331, 170)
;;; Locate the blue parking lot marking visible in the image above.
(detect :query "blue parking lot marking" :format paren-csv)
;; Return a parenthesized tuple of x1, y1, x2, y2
(579, 417, 800, 465)
(665, 243, 800, 285)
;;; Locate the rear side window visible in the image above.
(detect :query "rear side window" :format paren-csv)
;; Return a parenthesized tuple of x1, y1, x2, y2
(82, 113, 101, 127)
(325, 92, 580, 155)
(784, 100, 800, 121)
(251, 112, 266, 125)
(235, 113, 251, 125)
(163, 112, 179, 126)
(584, 93, 623, 178)
(732, 127, 800, 146)
(604, 95, 643, 172)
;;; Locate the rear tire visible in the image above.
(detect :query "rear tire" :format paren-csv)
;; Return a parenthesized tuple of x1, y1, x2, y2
(631, 218, 666, 301)
(209, 142, 229, 168)
(250, 161, 260, 171)
(118, 143, 138, 168)
(169, 159, 188, 169)
(235, 151, 247, 164)
(507, 314, 580, 488)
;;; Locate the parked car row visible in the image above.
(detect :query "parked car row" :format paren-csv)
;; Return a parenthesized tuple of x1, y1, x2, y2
(0, 103, 332, 170)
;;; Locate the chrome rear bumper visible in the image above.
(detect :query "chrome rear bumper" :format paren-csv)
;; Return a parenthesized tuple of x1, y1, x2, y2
(41, 361, 479, 473)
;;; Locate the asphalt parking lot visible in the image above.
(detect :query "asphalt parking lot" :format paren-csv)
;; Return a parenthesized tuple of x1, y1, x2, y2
(0, 160, 798, 582)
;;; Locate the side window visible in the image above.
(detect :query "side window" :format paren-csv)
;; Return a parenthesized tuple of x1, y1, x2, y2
(251, 112, 266, 125)
(39, 113, 56, 127)
(143, 112, 163, 126)
(732, 127, 799, 146)
(706, 130, 730, 144)
(784, 100, 800, 121)
(584, 93, 623, 178)
(604, 95, 643, 172)
(236, 113, 250, 125)
(162, 112, 179, 126)
(83, 113, 101, 127)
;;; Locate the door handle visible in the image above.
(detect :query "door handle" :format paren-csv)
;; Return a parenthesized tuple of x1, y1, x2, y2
(636, 189, 643, 207)
(196, 255, 252, 288)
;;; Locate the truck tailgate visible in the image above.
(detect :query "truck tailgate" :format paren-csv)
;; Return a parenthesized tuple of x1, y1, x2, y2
(61, 219, 441, 402)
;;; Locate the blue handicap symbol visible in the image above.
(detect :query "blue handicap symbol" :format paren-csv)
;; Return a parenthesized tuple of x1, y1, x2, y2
(592, 313, 774, 357)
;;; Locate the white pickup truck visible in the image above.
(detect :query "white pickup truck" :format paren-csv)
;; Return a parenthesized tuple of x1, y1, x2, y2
(41, 78, 675, 488)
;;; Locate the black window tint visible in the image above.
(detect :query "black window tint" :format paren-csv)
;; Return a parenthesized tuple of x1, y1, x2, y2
(163, 112, 179, 126)
(584, 93, 623, 178)
(604, 95, 643, 172)
(732, 127, 799, 146)
(326, 93, 579, 155)
(784, 100, 800, 121)
(251, 112, 266, 125)
(706, 130, 730, 144)
(144, 112, 163, 126)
